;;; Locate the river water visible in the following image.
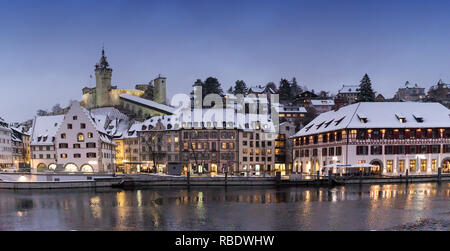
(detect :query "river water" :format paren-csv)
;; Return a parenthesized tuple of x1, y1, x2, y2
(1, 183, 450, 230)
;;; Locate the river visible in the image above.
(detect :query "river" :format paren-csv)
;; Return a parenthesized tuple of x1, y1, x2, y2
(1, 182, 450, 230)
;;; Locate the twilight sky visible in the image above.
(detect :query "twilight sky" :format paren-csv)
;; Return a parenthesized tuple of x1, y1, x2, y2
(1, 0, 450, 122)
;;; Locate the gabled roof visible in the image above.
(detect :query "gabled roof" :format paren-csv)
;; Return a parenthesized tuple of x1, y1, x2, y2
(293, 102, 450, 137)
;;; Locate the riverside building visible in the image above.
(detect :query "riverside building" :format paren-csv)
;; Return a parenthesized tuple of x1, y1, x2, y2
(30, 102, 118, 173)
(115, 106, 279, 176)
(292, 102, 450, 176)
(0, 118, 12, 169)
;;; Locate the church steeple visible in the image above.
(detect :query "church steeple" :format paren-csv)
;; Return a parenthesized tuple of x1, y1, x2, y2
(95, 47, 111, 70)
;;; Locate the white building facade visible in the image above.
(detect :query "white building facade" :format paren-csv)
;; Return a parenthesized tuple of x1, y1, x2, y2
(292, 102, 450, 176)
(30, 102, 116, 173)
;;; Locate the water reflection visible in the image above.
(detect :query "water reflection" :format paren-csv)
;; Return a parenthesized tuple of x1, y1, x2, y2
(0, 183, 450, 230)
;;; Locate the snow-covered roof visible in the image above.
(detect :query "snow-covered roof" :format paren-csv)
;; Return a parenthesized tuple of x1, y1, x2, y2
(279, 105, 307, 113)
(120, 94, 175, 114)
(338, 85, 360, 94)
(120, 107, 278, 138)
(311, 99, 335, 106)
(11, 126, 30, 136)
(31, 115, 65, 145)
(293, 102, 450, 137)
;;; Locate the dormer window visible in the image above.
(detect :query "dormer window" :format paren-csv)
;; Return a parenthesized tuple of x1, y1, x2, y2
(316, 122, 325, 129)
(324, 119, 334, 128)
(335, 117, 345, 126)
(37, 136, 42, 142)
(305, 124, 314, 132)
(357, 114, 367, 123)
(413, 114, 423, 123)
(396, 114, 406, 123)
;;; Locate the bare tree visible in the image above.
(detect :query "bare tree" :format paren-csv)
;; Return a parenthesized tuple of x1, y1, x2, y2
(143, 131, 165, 173)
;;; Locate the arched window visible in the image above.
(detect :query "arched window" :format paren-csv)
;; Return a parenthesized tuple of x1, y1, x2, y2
(64, 163, 78, 172)
(37, 163, 46, 172)
(81, 164, 94, 173)
(77, 133, 85, 142)
(48, 163, 57, 171)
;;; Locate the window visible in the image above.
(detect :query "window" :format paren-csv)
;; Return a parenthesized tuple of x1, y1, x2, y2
(74, 153, 81, 158)
(399, 160, 405, 173)
(421, 160, 427, 172)
(60, 153, 67, 158)
(81, 123, 86, 129)
(73, 144, 81, 148)
(356, 146, 369, 155)
(67, 124, 72, 129)
(77, 133, 85, 142)
(322, 148, 327, 156)
(81, 164, 94, 173)
(385, 145, 393, 155)
(87, 152, 96, 158)
(432, 159, 437, 172)
(370, 145, 382, 155)
(64, 163, 78, 172)
(410, 159, 416, 172)
(328, 147, 335, 156)
(87, 132, 93, 138)
(61, 133, 66, 139)
(86, 142, 96, 148)
(59, 143, 68, 148)
(73, 116, 77, 120)
(386, 160, 393, 173)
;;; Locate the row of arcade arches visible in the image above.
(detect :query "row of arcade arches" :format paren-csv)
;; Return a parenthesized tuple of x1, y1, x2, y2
(36, 163, 94, 173)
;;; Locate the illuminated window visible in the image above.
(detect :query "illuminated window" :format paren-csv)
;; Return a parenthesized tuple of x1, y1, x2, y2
(386, 160, 393, 173)
(48, 163, 57, 171)
(399, 160, 405, 173)
(77, 133, 85, 142)
(410, 159, 416, 172)
(432, 159, 437, 172)
(87, 132, 93, 138)
(421, 159, 427, 172)
(60, 153, 67, 158)
(81, 164, 94, 173)
(64, 163, 78, 172)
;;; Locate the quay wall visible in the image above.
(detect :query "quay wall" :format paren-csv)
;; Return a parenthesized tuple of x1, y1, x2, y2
(121, 175, 278, 187)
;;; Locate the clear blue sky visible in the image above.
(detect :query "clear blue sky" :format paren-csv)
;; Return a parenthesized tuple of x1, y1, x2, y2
(1, 0, 450, 122)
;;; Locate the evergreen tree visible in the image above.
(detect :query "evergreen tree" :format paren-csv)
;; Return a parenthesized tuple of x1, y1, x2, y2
(232, 80, 248, 95)
(202, 77, 223, 97)
(278, 78, 292, 103)
(290, 77, 302, 97)
(227, 86, 233, 94)
(357, 74, 376, 102)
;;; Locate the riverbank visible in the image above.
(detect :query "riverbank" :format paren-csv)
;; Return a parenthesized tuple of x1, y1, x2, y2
(0, 173, 121, 189)
(2, 172, 450, 189)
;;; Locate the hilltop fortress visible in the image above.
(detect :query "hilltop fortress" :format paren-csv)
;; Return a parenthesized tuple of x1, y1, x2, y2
(81, 49, 172, 120)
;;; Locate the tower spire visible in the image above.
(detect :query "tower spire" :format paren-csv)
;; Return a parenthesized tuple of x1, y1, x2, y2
(95, 46, 110, 70)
